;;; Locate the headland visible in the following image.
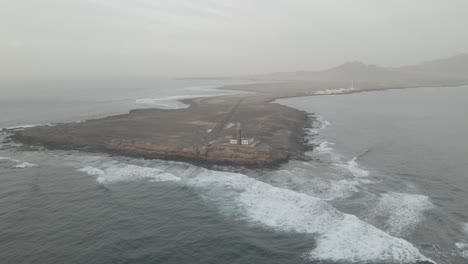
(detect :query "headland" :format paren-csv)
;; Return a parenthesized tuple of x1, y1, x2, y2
(8, 55, 468, 167)
(9, 83, 324, 167)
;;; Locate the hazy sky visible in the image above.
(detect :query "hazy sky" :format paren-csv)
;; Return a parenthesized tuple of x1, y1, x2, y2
(1, 0, 468, 78)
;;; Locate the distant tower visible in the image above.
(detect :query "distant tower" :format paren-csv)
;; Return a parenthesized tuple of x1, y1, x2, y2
(351, 80, 354, 89)
(236, 123, 242, 145)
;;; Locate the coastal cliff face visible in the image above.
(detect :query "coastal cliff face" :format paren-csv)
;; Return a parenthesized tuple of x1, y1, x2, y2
(107, 139, 276, 165)
(8, 93, 308, 167)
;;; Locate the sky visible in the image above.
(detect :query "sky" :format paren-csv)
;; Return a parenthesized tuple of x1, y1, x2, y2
(1, 0, 468, 78)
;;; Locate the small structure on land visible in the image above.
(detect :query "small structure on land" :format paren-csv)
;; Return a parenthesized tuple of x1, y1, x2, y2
(228, 123, 255, 146)
(241, 138, 255, 145)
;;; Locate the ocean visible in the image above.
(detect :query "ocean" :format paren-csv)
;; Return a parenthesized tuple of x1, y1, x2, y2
(0, 80, 467, 264)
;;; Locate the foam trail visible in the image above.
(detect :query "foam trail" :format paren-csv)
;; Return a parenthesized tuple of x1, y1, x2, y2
(0, 157, 37, 168)
(347, 157, 370, 177)
(135, 86, 249, 110)
(78, 166, 105, 176)
(186, 170, 433, 263)
(371, 192, 433, 236)
(78, 163, 181, 184)
(314, 115, 331, 130)
(456, 243, 468, 259)
(13, 162, 37, 168)
(3, 123, 55, 130)
(455, 223, 468, 259)
(314, 141, 334, 154)
(0, 157, 20, 162)
(74, 158, 433, 263)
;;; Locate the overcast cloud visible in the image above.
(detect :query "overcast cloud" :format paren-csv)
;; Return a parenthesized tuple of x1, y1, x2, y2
(1, 0, 468, 78)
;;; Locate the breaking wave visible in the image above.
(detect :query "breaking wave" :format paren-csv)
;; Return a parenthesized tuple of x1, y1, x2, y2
(13, 161, 37, 168)
(463, 222, 468, 235)
(135, 85, 250, 109)
(0, 156, 37, 168)
(78, 163, 181, 184)
(188, 170, 432, 263)
(314, 141, 334, 154)
(306, 115, 371, 179)
(2, 123, 55, 130)
(347, 156, 370, 178)
(455, 223, 468, 259)
(73, 158, 433, 263)
(456, 243, 468, 259)
(368, 192, 434, 236)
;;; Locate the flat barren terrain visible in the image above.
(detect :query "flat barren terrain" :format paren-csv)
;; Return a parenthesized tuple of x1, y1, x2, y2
(9, 82, 328, 166)
(10, 80, 464, 167)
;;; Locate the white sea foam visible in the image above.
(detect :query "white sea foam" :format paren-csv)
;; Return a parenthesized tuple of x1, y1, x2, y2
(456, 223, 468, 259)
(456, 243, 468, 259)
(263, 164, 359, 201)
(0, 133, 23, 148)
(306, 116, 337, 159)
(347, 157, 370, 177)
(13, 162, 37, 168)
(370, 192, 433, 236)
(314, 141, 334, 154)
(0, 157, 19, 162)
(78, 166, 105, 176)
(0, 156, 37, 168)
(322, 179, 360, 200)
(320, 120, 331, 130)
(78, 163, 181, 184)
(3, 123, 55, 130)
(313, 115, 331, 130)
(307, 115, 370, 179)
(135, 86, 247, 110)
(307, 128, 319, 135)
(71, 155, 432, 263)
(185, 170, 433, 263)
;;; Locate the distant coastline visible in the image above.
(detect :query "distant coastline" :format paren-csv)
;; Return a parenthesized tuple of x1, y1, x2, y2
(6, 80, 468, 168)
(6, 52, 468, 169)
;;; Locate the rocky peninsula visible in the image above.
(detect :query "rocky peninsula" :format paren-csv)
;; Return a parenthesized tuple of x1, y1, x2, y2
(9, 83, 324, 167)
(9, 53, 468, 167)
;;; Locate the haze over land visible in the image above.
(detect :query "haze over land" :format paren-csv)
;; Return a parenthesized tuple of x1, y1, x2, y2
(244, 53, 468, 84)
(1, 0, 468, 79)
(3, 1, 468, 263)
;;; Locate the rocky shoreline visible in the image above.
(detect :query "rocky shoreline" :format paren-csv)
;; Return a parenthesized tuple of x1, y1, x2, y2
(7, 87, 316, 168)
(9, 80, 467, 168)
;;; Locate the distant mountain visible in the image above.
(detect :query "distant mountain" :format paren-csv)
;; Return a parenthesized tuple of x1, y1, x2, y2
(312, 61, 407, 81)
(245, 54, 468, 84)
(398, 53, 468, 78)
(245, 61, 408, 82)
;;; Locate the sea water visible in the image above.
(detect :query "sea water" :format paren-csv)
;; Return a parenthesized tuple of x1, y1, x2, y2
(0, 78, 251, 128)
(1, 81, 467, 263)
